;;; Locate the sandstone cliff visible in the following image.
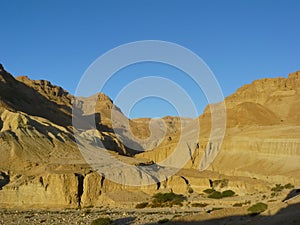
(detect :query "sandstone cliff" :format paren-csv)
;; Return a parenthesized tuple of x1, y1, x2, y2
(136, 70, 300, 186)
(0, 64, 299, 208)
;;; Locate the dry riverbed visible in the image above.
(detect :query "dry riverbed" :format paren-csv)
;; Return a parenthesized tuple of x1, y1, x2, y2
(1, 190, 298, 225)
(0, 207, 204, 225)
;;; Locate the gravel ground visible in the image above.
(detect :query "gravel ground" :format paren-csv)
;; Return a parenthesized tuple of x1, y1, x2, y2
(0, 208, 202, 225)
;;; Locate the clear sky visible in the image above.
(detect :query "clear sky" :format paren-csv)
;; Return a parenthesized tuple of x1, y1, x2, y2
(1, 0, 300, 118)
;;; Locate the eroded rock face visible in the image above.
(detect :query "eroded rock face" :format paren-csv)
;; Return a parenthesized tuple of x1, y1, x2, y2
(225, 71, 300, 125)
(136, 70, 300, 188)
(0, 65, 299, 208)
(79, 171, 163, 207)
(16, 76, 74, 107)
(0, 173, 78, 208)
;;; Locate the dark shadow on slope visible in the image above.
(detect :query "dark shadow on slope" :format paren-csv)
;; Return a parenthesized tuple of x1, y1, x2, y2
(283, 189, 300, 202)
(1, 67, 146, 156)
(0, 172, 10, 190)
(0, 68, 72, 128)
(75, 173, 84, 207)
(144, 203, 300, 225)
(114, 217, 136, 225)
(112, 127, 145, 156)
(74, 112, 144, 156)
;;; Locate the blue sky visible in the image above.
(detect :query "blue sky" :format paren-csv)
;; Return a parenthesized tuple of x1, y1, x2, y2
(1, 0, 300, 118)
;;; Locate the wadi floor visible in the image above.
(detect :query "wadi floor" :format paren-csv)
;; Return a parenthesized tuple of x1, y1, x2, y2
(1, 192, 299, 225)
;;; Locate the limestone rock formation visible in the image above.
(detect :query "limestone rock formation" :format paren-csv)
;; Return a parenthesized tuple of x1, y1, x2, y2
(136, 70, 300, 186)
(0, 63, 299, 208)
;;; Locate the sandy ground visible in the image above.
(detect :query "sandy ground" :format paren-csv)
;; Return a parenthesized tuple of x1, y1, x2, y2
(0, 194, 299, 225)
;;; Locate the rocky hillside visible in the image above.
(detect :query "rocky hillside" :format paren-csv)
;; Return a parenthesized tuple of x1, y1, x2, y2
(0, 64, 188, 208)
(137, 70, 300, 184)
(0, 64, 299, 209)
(225, 71, 300, 126)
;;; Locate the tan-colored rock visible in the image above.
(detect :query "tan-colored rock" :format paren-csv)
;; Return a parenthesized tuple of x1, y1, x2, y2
(0, 173, 79, 208)
(0, 64, 299, 210)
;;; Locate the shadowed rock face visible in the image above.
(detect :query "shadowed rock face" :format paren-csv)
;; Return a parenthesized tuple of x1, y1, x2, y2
(0, 66, 72, 128)
(0, 172, 9, 190)
(0, 64, 299, 209)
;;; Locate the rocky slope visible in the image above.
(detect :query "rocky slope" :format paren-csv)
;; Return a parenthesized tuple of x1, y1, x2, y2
(0, 64, 188, 208)
(0, 64, 299, 209)
(137, 71, 300, 184)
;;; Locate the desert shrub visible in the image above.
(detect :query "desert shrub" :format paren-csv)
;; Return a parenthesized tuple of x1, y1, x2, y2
(222, 190, 235, 197)
(191, 203, 208, 207)
(271, 192, 279, 198)
(91, 217, 114, 225)
(135, 202, 148, 209)
(247, 202, 268, 215)
(271, 184, 284, 192)
(188, 187, 194, 194)
(203, 188, 215, 194)
(151, 192, 186, 207)
(158, 218, 169, 224)
(233, 203, 243, 207)
(208, 191, 223, 199)
(284, 183, 295, 189)
(206, 189, 235, 199)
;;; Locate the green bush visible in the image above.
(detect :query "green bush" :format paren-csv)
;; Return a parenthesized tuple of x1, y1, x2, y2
(151, 192, 186, 207)
(222, 190, 235, 197)
(271, 184, 284, 192)
(91, 217, 114, 225)
(135, 202, 148, 209)
(284, 183, 295, 189)
(271, 192, 278, 198)
(233, 203, 243, 207)
(247, 202, 268, 215)
(206, 189, 235, 199)
(203, 188, 215, 194)
(208, 191, 223, 199)
(188, 187, 194, 194)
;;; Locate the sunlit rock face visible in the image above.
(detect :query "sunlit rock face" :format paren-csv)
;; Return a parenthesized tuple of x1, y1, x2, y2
(0, 64, 299, 208)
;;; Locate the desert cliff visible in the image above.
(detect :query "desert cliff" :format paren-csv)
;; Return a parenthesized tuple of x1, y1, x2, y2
(0, 64, 299, 209)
